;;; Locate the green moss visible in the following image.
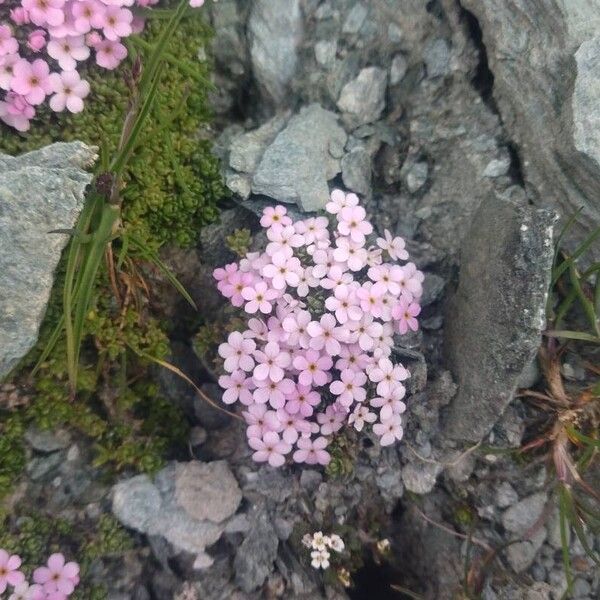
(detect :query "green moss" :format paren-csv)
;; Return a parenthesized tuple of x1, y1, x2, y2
(0, 16, 227, 248)
(0, 413, 27, 498)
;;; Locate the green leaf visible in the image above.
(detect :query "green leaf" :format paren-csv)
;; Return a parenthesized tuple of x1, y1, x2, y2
(558, 486, 574, 594)
(565, 425, 600, 448)
(568, 262, 600, 336)
(544, 330, 600, 343)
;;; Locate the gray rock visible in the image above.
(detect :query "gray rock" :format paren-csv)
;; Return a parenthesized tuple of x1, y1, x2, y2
(229, 113, 290, 174)
(25, 426, 71, 453)
(342, 3, 368, 34)
(341, 147, 372, 195)
(248, 0, 303, 106)
(174, 461, 242, 523)
(483, 157, 511, 178)
(390, 54, 408, 85)
(112, 461, 241, 556)
(337, 67, 388, 128)
(314, 40, 337, 68)
(404, 161, 429, 193)
(421, 273, 445, 306)
(252, 104, 347, 211)
(443, 192, 556, 442)
(461, 0, 600, 259)
(494, 482, 518, 508)
(401, 461, 442, 495)
(234, 503, 279, 592)
(502, 492, 547, 533)
(0, 142, 95, 378)
(572, 578, 592, 598)
(506, 527, 546, 573)
(27, 452, 63, 481)
(423, 38, 450, 78)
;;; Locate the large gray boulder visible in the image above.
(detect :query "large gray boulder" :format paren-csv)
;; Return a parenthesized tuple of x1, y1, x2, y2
(443, 190, 556, 442)
(0, 142, 96, 379)
(461, 0, 600, 255)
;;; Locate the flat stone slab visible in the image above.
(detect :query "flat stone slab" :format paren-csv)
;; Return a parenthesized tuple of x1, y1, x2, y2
(443, 191, 556, 442)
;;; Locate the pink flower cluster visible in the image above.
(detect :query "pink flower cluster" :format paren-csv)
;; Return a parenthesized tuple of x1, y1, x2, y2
(213, 190, 424, 468)
(0, 550, 79, 600)
(0, 0, 207, 131)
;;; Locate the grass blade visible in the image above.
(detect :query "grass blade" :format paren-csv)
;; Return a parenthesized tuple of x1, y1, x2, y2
(552, 225, 600, 285)
(544, 330, 600, 343)
(128, 236, 197, 310)
(558, 486, 574, 595)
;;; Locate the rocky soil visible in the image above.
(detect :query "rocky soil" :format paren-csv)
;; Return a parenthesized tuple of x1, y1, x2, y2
(2, 1, 599, 599)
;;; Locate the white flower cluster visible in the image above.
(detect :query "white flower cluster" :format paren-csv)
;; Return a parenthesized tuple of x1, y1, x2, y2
(302, 531, 345, 570)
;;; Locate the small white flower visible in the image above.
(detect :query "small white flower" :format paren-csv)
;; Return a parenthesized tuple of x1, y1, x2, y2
(311, 549, 331, 569)
(327, 534, 345, 552)
(302, 533, 314, 548)
(311, 531, 328, 551)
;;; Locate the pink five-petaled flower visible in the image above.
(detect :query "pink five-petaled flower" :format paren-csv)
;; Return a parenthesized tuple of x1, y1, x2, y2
(325, 188, 359, 215)
(325, 284, 362, 324)
(356, 282, 384, 318)
(293, 436, 330, 465)
(368, 357, 409, 397)
(373, 414, 404, 446)
(49, 70, 90, 113)
(370, 389, 406, 421)
(348, 405, 377, 432)
(368, 264, 402, 296)
(337, 205, 373, 243)
(392, 298, 421, 334)
(285, 384, 320, 417)
(218, 331, 256, 373)
(33, 553, 79, 596)
(218, 370, 253, 405)
(11, 59, 52, 105)
(281, 309, 311, 348)
(189, 0, 205, 7)
(262, 253, 301, 290)
(0, 550, 25, 594)
(95, 38, 127, 70)
(253, 341, 290, 382)
(295, 216, 329, 245)
(397, 263, 424, 301)
(346, 315, 383, 352)
(0, 92, 35, 132)
(22, 0, 65, 28)
(276, 408, 311, 444)
(7, 582, 44, 600)
(260, 205, 292, 229)
(377, 229, 409, 261)
(306, 313, 344, 356)
(266, 224, 304, 257)
(329, 369, 367, 407)
(333, 236, 368, 272)
(252, 377, 294, 408)
(47, 35, 90, 70)
(243, 403, 270, 439)
(293, 349, 333, 387)
(0, 25, 18, 56)
(241, 280, 279, 314)
(0, 54, 18, 91)
(248, 431, 291, 467)
(296, 266, 319, 297)
(10, 8, 30, 26)
(99, 6, 133, 41)
(72, 0, 103, 34)
(316, 406, 345, 435)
